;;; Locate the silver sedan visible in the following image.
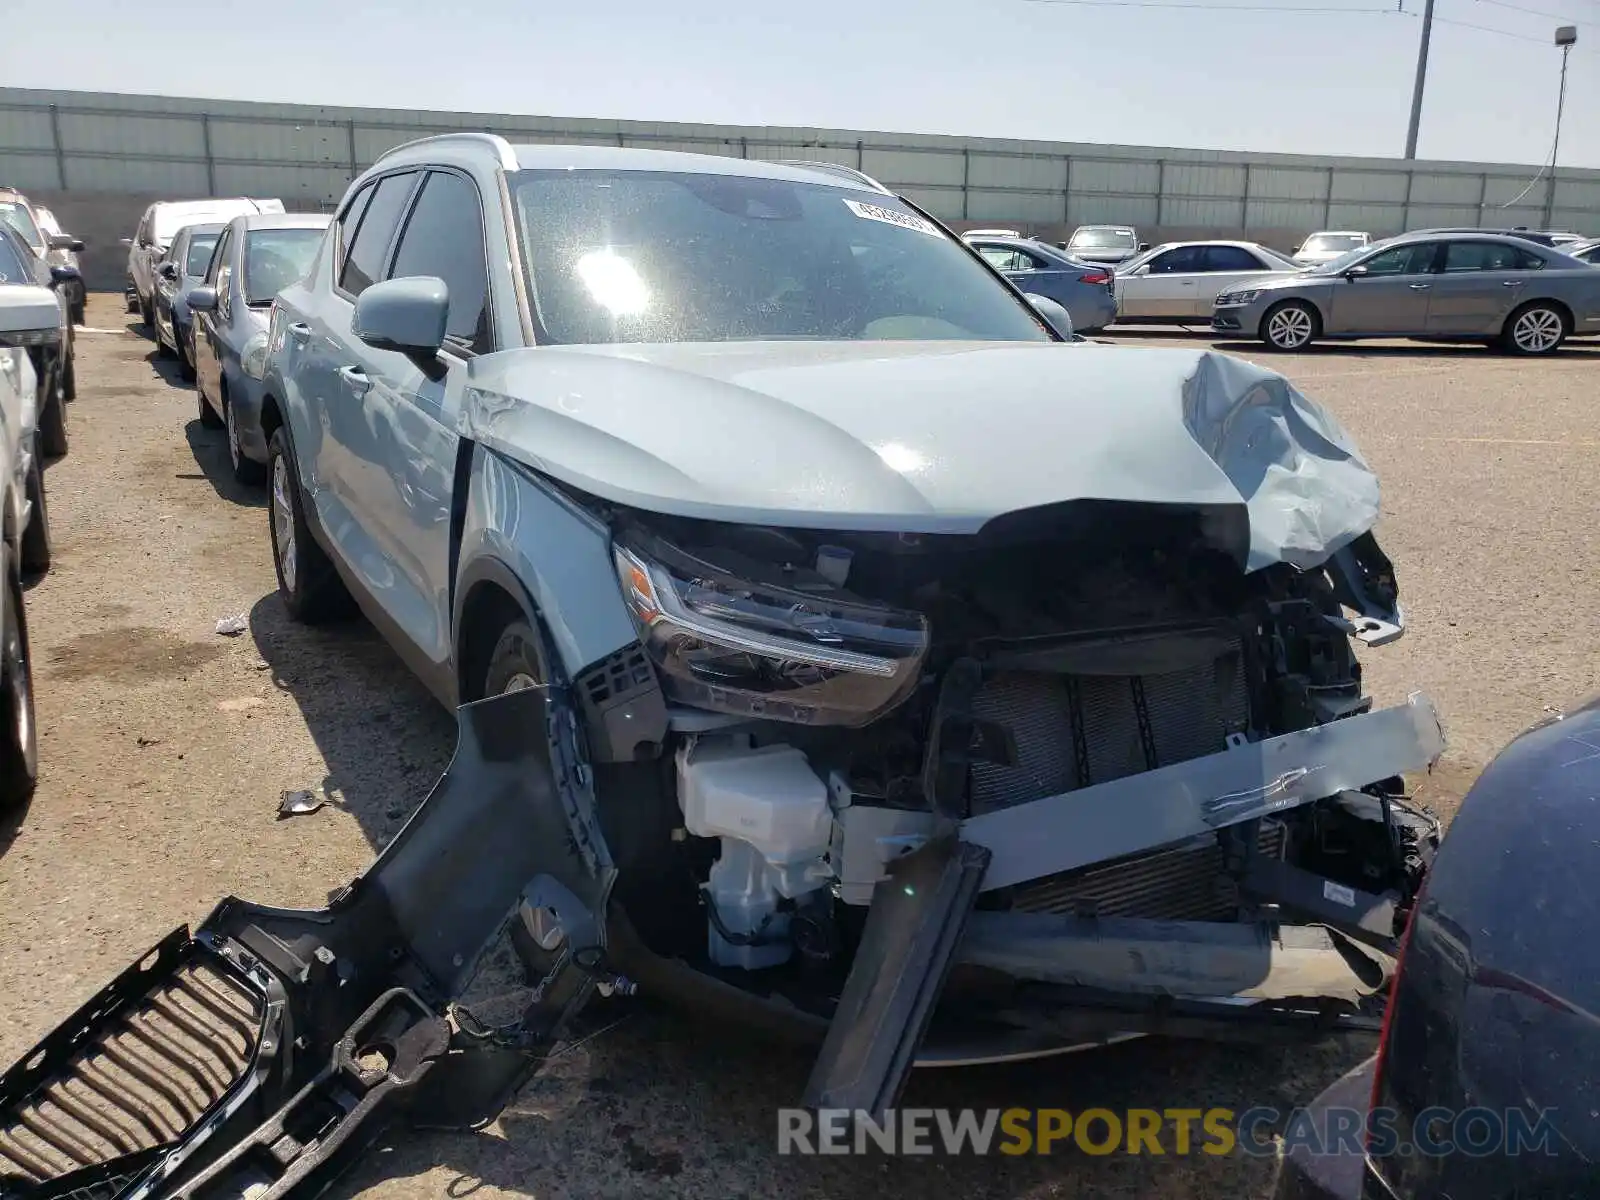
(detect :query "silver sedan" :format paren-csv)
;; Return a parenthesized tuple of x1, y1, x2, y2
(1112, 240, 1301, 322)
(1212, 232, 1600, 355)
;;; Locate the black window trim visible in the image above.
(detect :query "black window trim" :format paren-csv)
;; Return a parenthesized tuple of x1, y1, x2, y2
(381, 165, 497, 357)
(331, 167, 423, 305)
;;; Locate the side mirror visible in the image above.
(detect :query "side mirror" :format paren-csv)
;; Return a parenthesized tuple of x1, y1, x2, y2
(186, 286, 218, 313)
(158, 262, 180, 281)
(1341, 265, 1369, 280)
(49, 265, 80, 285)
(49, 234, 84, 253)
(1024, 293, 1075, 340)
(1137, 242, 1150, 252)
(353, 276, 448, 357)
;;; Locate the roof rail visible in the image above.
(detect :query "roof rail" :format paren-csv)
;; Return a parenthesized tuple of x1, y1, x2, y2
(775, 160, 891, 194)
(374, 132, 518, 171)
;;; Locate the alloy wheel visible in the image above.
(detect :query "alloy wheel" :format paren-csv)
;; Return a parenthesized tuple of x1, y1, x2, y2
(502, 672, 540, 694)
(1512, 307, 1563, 354)
(271, 454, 297, 593)
(3, 586, 35, 783)
(227, 401, 242, 470)
(1266, 305, 1314, 349)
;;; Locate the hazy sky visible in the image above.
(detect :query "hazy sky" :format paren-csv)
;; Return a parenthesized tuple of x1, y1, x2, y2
(4, 0, 1597, 168)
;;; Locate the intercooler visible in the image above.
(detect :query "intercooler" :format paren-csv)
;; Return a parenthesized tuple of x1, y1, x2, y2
(965, 645, 1279, 921)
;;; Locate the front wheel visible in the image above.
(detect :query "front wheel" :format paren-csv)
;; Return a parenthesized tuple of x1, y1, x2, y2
(1261, 300, 1320, 351)
(1500, 302, 1567, 356)
(267, 427, 354, 624)
(0, 554, 38, 809)
(20, 452, 51, 576)
(37, 386, 67, 459)
(226, 397, 267, 486)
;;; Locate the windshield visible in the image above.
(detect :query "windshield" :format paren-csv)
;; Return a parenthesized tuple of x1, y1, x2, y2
(1306, 242, 1391, 275)
(242, 227, 323, 305)
(0, 201, 44, 254)
(185, 233, 221, 277)
(1068, 227, 1136, 250)
(508, 171, 1049, 344)
(1301, 233, 1366, 254)
(0, 233, 30, 283)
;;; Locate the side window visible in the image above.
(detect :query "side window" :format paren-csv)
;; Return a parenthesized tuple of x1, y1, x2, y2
(1513, 247, 1546, 270)
(1200, 245, 1265, 272)
(1361, 243, 1436, 275)
(976, 245, 1041, 272)
(335, 183, 375, 280)
(386, 170, 491, 351)
(1150, 246, 1203, 273)
(339, 171, 418, 298)
(204, 227, 232, 285)
(1442, 242, 1509, 273)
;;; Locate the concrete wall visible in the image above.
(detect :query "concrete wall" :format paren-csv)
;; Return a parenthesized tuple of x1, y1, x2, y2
(7, 87, 1599, 291)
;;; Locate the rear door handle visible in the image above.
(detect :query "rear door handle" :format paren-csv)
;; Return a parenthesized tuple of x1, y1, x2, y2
(1501, 280, 1523, 287)
(1408, 283, 1431, 290)
(337, 365, 371, 395)
(288, 322, 311, 341)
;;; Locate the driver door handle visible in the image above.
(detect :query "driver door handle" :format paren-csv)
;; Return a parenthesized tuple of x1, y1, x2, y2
(337, 365, 371, 396)
(1501, 280, 1523, 287)
(1408, 283, 1431, 290)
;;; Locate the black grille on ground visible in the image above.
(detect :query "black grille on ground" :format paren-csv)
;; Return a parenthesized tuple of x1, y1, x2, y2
(0, 959, 262, 1188)
(967, 643, 1250, 815)
(1011, 820, 1288, 921)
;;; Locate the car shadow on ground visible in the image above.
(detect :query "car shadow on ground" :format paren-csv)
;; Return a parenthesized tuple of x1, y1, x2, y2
(325, 1003, 1372, 1200)
(182, 418, 268, 508)
(246, 592, 454, 853)
(145, 345, 189, 389)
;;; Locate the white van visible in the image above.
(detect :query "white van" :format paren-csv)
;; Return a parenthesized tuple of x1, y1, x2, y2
(124, 198, 285, 324)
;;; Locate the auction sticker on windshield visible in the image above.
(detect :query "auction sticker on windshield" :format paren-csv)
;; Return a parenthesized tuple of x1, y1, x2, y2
(844, 199, 941, 237)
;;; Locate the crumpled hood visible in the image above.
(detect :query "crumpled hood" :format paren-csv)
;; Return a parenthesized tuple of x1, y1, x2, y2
(461, 340, 1380, 572)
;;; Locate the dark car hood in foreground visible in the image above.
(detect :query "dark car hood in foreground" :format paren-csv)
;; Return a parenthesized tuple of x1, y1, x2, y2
(462, 339, 1380, 572)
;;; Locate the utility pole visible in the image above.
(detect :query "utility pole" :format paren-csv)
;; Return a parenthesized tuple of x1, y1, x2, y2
(1545, 26, 1577, 227)
(1404, 0, 1436, 158)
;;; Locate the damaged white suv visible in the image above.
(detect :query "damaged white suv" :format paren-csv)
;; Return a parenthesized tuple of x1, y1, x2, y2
(257, 136, 1440, 1093)
(0, 139, 1446, 1188)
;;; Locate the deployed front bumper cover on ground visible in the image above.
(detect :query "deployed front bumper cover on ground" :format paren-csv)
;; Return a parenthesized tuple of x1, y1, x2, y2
(0, 689, 1443, 1196)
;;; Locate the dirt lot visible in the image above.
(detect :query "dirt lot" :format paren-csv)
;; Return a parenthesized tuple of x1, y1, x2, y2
(4, 296, 1599, 1199)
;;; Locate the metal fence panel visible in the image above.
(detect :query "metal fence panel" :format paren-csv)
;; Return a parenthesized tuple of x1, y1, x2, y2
(0, 151, 59, 189)
(58, 112, 204, 157)
(1164, 162, 1246, 198)
(1071, 159, 1160, 195)
(1330, 170, 1408, 203)
(1406, 172, 1480, 205)
(64, 155, 208, 194)
(1070, 194, 1159, 224)
(1248, 167, 1327, 201)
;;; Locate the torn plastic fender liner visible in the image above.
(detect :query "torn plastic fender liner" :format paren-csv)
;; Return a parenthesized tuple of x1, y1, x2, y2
(0, 687, 613, 1200)
(962, 692, 1446, 893)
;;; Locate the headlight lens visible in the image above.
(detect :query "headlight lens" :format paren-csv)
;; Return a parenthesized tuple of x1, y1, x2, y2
(612, 533, 928, 726)
(1214, 289, 1261, 307)
(241, 331, 270, 379)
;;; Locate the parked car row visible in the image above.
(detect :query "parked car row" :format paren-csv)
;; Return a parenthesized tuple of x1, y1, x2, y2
(0, 187, 88, 326)
(960, 221, 1600, 354)
(0, 206, 78, 809)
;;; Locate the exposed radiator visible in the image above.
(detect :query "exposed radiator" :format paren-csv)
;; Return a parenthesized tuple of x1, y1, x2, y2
(966, 645, 1251, 816)
(1011, 820, 1288, 921)
(0, 952, 262, 1189)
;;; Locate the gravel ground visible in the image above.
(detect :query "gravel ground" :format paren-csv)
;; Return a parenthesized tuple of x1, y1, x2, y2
(3, 298, 1598, 1198)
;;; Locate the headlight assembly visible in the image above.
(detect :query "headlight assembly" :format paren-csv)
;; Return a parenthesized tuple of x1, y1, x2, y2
(1214, 289, 1261, 307)
(612, 533, 928, 726)
(241, 331, 270, 380)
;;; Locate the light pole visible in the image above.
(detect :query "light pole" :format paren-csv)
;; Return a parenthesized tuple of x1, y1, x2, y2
(1544, 26, 1577, 227)
(1404, 0, 1436, 159)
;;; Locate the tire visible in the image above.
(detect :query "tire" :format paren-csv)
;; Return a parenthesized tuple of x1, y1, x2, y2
(20, 452, 51, 576)
(1, 550, 39, 809)
(125, 288, 139, 315)
(155, 326, 174, 359)
(62, 351, 75, 402)
(1500, 302, 1568, 356)
(197, 387, 223, 430)
(1260, 300, 1320, 351)
(71, 294, 86, 327)
(482, 618, 544, 701)
(37, 387, 67, 460)
(139, 295, 154, 333)
(267, 426, 354, 623)
(178, 330, 197, 383)
(226, 396, 267, 486)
